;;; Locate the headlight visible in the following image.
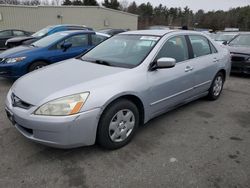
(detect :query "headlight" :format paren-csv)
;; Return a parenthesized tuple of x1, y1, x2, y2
(6, 57, 26, 64)
(34, 92, 89, 116)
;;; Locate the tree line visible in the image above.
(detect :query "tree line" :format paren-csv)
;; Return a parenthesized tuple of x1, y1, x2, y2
(1, 0, 250, 31)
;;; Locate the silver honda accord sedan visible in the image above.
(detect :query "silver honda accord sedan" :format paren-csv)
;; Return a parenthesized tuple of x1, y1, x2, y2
(5, 30, 231, 149)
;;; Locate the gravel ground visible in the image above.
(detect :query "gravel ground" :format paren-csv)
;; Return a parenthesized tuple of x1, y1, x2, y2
(0, 75, 249, 188)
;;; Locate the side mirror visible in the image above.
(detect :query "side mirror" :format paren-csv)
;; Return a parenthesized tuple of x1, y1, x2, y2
(222, 41, 228, 45)
(150, 57, 176, 70)
(61, 42, 72, 51)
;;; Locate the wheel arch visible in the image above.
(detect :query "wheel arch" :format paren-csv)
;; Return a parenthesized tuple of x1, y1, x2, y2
(99, 93, 146, 126)
(95, 93, 146, 145)
(27, 59, 51, 72)
(217, 69, 226, 81)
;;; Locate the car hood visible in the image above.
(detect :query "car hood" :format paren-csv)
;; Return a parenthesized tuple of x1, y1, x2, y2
(6, 36, 35, 43)
(0, 45, 40, 58)
(226, 45, 250, 55)
(12, 59, 127, 105)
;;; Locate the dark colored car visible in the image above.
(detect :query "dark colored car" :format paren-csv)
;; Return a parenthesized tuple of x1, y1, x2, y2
(225, 33, 250, 74)
(0, 29, 32, 50)
(5, 24, 93, 48)
(98, 28, 128, 36)
(213, 32, 238, 45)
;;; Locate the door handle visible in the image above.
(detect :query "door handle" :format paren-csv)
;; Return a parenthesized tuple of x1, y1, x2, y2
(213, 58, 219, 62)
(185, 66, 193, 72)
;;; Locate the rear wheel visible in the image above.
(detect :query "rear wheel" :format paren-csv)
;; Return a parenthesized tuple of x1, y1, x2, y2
(97, 99, 139, 150)
(28, 61, 48, 72)
(207, 72, 224, 100)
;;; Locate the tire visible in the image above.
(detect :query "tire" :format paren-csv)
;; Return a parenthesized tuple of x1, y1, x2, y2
(28, 61, 48, 72)
(207, 72, 225, 100)
(97, 99, 139, 150)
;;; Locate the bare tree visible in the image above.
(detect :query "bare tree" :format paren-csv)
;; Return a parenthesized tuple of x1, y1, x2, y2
(119, 0, 128, 11)
(54, 0, 61, 5)
(41, 0, 49, 5)
(0, 0, 20, 5)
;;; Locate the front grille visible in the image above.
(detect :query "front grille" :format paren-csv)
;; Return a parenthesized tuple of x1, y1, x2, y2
(231, 56, 246, 62)
(11, 93, 32, 109)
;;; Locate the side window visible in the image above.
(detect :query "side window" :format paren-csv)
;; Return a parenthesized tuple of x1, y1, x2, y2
(63, 34, 89, 48)
(0, 30, 12, 37)
(209, 42, 218, 53)
(13, 30, 25, 36)
(189, 35, 211, 57)
(156, 35, 189, 63)
(91, 34, 107, 46)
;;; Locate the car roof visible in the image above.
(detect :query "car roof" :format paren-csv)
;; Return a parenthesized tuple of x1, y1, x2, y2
(54, 30, 110, 36)
(237, 32, 250, 35)
(48, 24, 89, 29)
(53, 30, 95, 36)
(121, 30, 174, 36)
(120, 30, 209, 37)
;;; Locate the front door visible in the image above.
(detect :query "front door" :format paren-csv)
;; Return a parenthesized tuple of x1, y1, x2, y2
(48, 34, 91, 63)
(147, 35, 196, 117)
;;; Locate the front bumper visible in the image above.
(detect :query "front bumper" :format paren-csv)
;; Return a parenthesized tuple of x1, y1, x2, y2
(5, 92, 101, 148)
(0, 62, 26, 78)
(231, 61, 250, 74)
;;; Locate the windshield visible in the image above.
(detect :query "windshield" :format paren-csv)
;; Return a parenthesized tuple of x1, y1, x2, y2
(32, 26, 53, 37)
(81, 35, 160, 68)
(229, 34, 250, 47)
(32, 32, 69, 47)
(214, 33, 236, 41)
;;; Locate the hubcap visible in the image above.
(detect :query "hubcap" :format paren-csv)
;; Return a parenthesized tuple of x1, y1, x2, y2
(213, 76, 223, 96)
(109, 109, 135, 143)
(35, 65, 45, 70)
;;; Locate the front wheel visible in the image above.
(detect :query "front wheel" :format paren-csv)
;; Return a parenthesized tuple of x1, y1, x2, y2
(207, 72, 224, 100)
(97, 99, 139, 150)
(28, 61, 48, 72)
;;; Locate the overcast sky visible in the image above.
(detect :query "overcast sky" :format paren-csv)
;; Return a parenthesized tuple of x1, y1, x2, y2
(100, 0, 250, 12)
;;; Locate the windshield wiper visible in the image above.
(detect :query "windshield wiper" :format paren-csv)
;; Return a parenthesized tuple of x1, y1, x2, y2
(94, 60, 112, 66)
(80, 57, 113, 66)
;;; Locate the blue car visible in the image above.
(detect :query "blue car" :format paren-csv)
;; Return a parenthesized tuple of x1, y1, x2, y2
(0, 31, 109, 78)
(5, 24, 93, 48)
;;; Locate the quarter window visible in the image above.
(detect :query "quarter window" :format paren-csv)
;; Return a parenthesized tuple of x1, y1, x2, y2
(156, 35, 189, 63)
(189, 35, 211, 57)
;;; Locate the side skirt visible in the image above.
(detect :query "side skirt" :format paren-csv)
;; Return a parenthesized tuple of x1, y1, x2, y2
(145, 91, 209, 124)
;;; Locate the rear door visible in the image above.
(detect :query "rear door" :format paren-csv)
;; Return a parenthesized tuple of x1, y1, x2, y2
(187, 35, 219, 95)
(148, 35, 196, 117)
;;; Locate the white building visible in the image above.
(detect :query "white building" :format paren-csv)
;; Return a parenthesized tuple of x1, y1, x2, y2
(0, 5, 138, 32)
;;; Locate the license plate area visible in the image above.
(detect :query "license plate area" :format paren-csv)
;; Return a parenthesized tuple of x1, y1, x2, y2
(5, 108, 16, 125)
